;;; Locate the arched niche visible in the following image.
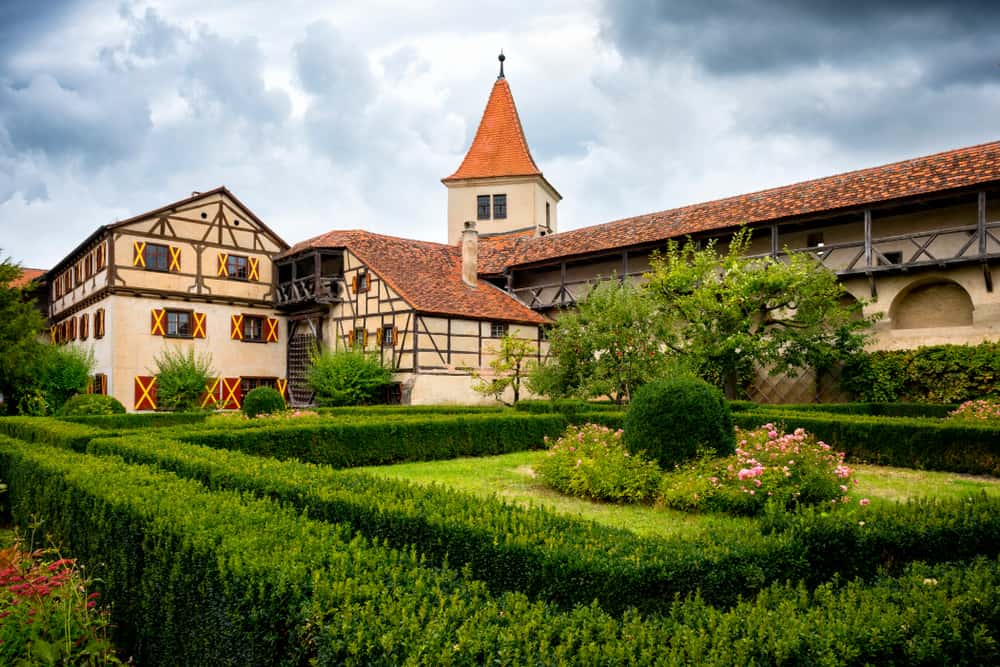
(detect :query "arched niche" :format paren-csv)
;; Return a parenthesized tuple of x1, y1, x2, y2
(890, 279, 973, 330)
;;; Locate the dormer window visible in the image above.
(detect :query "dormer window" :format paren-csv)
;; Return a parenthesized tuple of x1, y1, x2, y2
(493, 194, 507, 219)
(477, 195, 491, 220)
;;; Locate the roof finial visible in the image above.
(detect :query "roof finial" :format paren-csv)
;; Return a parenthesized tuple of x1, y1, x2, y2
(498, 50, 505, 79)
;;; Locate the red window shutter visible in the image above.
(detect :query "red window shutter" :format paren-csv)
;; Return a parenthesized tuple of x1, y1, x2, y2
(100, 374, 108, 395)
(80, 314, 89, 340)
(376, 328, 383, 345)
(230, 314, 244, 340)
(347, 329, 355, 347)
(265, 318, 279, 343)
(248, 257, 260, 281)
(133, 241, 146, 267)
(276, 378, 289, 403)
(168, 246, 182, 272)
(134, 376, 157, 411)
(193, 312, 207, 339)
(362, 330, 368, 346)
(95, 309, 105, 338)
(392, 327, 398, 345)
(151, 309, 166, 336)
(218, 253, 228, 277)
(221, 377, 242, 409)
(351, 275, 358, 293)
(200, 378, 220, 409)
(96, 243, 106, 270)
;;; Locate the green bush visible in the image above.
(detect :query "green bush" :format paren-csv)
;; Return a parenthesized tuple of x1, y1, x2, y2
(514, 399, 621, 414)
(949, 399, 1000, 423)
(659, 423, 859, 516)
(241, 386, 285, 418)
(58, 412, 211, 430)
(57, 393, 126, 416)
(151, 347, 215, 412)
(536, 423, 661, 503)
(180, 413, 566, 468)
(7, 435, 1000, 664)
(307, 348, 391, 406)
(841, 341, 1000, 403)
(0, 417, 101, 452)
(31, 345, 95, 414)
(624, 376, 735, 468)
(735, 409, 1000, 476)
(751, 402, 957, 419)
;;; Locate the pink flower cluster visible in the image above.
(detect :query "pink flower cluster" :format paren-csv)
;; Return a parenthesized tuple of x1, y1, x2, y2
(949, 399, 1000, 422)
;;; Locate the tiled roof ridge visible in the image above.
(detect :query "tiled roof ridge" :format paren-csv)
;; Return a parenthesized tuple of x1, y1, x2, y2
(444, 77, 542, 181)
(502, 138, 1000, 268)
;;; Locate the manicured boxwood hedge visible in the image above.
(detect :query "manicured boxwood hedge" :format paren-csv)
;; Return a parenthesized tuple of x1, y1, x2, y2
(177, 413, 569, 467)
(733, 402, 957, 419)
(57, 411, 212, 430)
(84, 432, 1000, 613)
(737, 409, 1000, 476)
(2, 434, 1000, 665)
(315, 404, 508, 416)
(514, 399, 623, 414)
(0, 417, 101, 450)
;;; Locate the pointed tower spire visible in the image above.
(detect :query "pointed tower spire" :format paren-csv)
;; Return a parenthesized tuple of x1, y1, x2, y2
(442, 55, 561, 245)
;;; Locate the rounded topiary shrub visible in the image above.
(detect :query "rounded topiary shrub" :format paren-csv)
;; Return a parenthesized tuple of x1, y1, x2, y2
(57, 393, 127, 416)
(242, 386, 286, 418)
(623, 376, 734, 468)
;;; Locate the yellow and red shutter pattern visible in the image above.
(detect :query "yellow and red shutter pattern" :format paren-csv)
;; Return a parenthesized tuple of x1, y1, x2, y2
(133, 241, 146, 267)
(265, 318, 279, 343)
(168, 246, 182, 272)
(150, 309, 166, 336)
(230, 314, 244, 340)
(200, 378, 221, 409)
(248, 257, 260, 281)
(192, 312, 207, 338)
(221, 377, 242, 409)
(134, 376, 157, 411)
(276, 378, 289, 403)
(49, 325, 57, 344)
(217, 253, 228, 277)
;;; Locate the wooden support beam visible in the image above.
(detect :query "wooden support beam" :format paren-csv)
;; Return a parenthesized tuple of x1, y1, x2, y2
(979, 191, 988, 257)
(770, 224, 779, 258)
(863, 209, 873, 269)
(985, 262, 994, 293)
(621, 250, 629, 280)
(560, 262, 567, 306)
(313, 252, 321, 299)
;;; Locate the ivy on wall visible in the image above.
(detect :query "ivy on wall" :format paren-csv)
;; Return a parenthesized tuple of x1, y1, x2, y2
(841, 341, 1000, 404)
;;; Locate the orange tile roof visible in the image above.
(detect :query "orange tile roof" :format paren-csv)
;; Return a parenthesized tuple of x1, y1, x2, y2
(499, 139, 1000, 268)
(443, 77, 542, 182)
(282, 230, 548, 325)
(10, 268, 45, 289)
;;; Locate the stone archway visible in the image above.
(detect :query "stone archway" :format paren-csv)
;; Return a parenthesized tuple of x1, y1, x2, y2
(890, 279, 974, 330)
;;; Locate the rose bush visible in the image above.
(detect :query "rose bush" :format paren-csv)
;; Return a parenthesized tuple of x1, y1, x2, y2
(949, 399, 1000, 423)
(659, 423, 860, 516)
(535, 423, 661, 503)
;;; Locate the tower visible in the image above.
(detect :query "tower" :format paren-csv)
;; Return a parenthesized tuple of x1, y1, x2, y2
(443, 53, 561, 244)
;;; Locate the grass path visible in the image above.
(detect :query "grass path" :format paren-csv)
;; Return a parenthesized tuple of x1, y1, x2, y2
(359, 451, 1000, 538)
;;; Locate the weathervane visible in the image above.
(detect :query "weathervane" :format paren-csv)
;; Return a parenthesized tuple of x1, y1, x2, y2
(498, 50, 505, 79)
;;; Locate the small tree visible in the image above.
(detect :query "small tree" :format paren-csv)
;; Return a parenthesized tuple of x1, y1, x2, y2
(531, 279, 669, 404)
(645, 228, 875, 398)
(471, 332, 535, 405)
(306, 348, 392, 406)
(0, 255, 46, 413)
(34, 345, 95, 413)
(151, 347, 216, 411)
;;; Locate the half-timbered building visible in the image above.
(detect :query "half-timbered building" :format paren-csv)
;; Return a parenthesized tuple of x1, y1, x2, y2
(31, 56, 1000, 408)
(45, 187, 289, 410)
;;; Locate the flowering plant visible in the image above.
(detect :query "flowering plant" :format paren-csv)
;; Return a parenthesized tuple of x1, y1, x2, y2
(0, 540, 119, 664)
(535, 423, 661, 503)
(949, 399, 1000, 423)
(659, 423, 859, 516)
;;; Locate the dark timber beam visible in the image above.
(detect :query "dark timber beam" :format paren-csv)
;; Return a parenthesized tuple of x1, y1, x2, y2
(770, 224, 779, 258)
(979, 192, 988, 256)
(863, 209, 873, 268)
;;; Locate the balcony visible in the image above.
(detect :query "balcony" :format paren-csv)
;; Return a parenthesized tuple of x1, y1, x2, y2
(275, 250, 344, 309)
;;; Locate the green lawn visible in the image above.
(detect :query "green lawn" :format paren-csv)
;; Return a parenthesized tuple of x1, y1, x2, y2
(359, 451, 1000, 538)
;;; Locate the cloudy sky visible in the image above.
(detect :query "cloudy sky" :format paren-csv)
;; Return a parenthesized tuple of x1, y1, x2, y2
(2, 1, 999, 268)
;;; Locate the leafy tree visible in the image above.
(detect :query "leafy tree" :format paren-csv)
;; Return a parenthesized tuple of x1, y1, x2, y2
(471, 332, 536, 405)
(0, 255, 46, 414)
(531, 278, 670, 404)
(151, 347, 216, 411)
(306, 348, 392, 406)
(35, 345, 95, 412)
(645, 228, 875, 398)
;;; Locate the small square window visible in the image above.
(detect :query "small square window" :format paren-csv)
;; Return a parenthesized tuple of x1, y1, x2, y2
(381, 324, 394, 347)
(166, 310, 192, 338)
(227, 255, 249, 280)
(477, 195, 491, 220)
(493, 194, 507, 220)
(356, 271, 370, 292)
(354, 327, 366, 348)
(144, 243, 170, 272)
(490, 322, 508, 338)
(244, 315, 265, 342)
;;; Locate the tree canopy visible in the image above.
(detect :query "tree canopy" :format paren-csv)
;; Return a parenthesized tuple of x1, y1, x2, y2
(0, 254, 46, 413)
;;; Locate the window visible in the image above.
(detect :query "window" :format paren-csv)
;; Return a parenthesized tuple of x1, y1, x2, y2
(226, 254, 249, 280)
(545, 201, 551, 229)
(79, 313, 89, 341)
(493, 194, 507, 219)
(806, 232, 826, 258)
(94, 309, 105, 339)
(166, 310, 193, 338)
(490, 322, 508, 338)
(353, 327, 366, 348)
(91, 373, 107, 395)
(477, 195, 491, 220)
(240, 376, 277, 397)
(144, 243, 170, 272)
(880, 251, 903, 266)
(381, 324, 394, 347)
(84, 254, 93, 279)
(243, 315, 265, 342)
(385, 382, 403, 404)
(354, 270, 370, 293)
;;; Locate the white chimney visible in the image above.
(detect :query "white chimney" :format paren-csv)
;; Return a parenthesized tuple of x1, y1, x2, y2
(461, 220, 479, 287)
